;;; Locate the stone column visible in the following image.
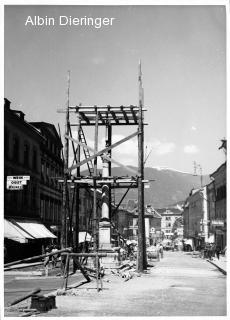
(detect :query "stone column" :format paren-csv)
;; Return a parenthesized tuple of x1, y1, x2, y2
(99, 156, 112, 250)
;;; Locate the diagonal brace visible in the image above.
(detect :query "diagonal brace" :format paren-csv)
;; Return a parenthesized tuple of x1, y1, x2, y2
(66, 131, 138, 172)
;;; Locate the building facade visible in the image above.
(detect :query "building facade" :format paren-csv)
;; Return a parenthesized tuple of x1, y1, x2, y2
(156, 207, 183, 240)
(30, 122, 64, 242)
(210, 162, 226, 250)
(182, 186, 212, 249)
(4, 99, 62, 260)
(4, 99, 43, 221)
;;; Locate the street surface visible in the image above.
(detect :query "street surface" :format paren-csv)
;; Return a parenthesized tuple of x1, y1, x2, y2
(4, 268, 85, 307)
(36, 251, 226, 317)
(4, 251, 226, 316)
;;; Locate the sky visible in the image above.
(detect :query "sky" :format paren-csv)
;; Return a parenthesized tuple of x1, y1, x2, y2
(4, 4, 227, 174)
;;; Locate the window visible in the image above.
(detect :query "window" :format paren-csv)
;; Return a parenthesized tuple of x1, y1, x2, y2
(40, 197, 45, 219)
(32, 185, 36, 207)
(4, 127, 9, 159)
(216, 185, 226, 201)
(166, 217, 171, 221)
(23, 142, 30, 166)
(32, 149, 37, 171)
(12, 136, 19, 162)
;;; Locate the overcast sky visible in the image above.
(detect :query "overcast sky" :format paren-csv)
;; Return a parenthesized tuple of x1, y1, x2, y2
(4, 5, 226, 174)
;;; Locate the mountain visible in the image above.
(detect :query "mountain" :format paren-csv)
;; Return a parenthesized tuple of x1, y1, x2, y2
(110, 166, 210, 208)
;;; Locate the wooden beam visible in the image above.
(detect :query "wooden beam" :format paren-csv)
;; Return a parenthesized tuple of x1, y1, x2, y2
(98, 111, 106, 125)
(120, 106, 129, 124)
(66, 131, 138, 172)
(79, 112, 90, 124)
(130, 105, 138, 123)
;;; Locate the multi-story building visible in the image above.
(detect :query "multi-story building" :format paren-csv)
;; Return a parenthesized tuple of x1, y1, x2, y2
(157, 207, 183, 240)
(4, 99, 58, 260)
(4, 99, 67, 260)
(4, 98, 42, 221)
(147, 206, 162, 245)
(30, 122, 64, 242)
(206, 180, 216, 243)
(182, 186, 212, 249)
(210, 162, 226, 250)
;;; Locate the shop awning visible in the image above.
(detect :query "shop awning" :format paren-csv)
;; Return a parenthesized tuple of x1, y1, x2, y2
(4, 219, 56, 243)
(16, 221, 57, 239)
(4, 219, 34, 243)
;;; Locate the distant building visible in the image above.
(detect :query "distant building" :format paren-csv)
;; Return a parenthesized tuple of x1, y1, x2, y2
(156, 207, 183, 240)
(147, 206, 162, 245)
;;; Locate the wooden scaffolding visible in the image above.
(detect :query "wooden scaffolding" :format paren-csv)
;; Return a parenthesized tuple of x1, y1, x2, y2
(59, 62, 148, 273)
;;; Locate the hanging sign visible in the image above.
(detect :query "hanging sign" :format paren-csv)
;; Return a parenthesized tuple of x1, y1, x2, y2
(6, 176, 30, 190)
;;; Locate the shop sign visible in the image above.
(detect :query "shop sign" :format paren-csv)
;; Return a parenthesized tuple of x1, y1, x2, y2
(211, 220, 224, 226)
(6, 175, 30, 190)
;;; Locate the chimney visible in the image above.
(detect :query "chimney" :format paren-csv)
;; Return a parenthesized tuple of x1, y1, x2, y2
(4, 98, 11, 109)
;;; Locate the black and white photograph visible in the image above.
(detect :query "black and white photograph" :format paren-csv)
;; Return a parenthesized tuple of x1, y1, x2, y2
(2, 0, 228, 317)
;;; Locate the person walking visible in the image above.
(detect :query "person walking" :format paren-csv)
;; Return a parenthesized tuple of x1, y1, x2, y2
(159, 243, 164, 259)
(51, 245, 58, 268)
(44, 244, 52, 276)
(215, 245, 221, 260)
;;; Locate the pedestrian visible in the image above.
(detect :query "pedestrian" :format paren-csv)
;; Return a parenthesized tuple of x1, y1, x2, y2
(207, 244, 213, 260)
(51, 245, 58, 268)
(159, 243, 164, 258)
(44, 245, 52, 276)
(215, 245, 221, 260)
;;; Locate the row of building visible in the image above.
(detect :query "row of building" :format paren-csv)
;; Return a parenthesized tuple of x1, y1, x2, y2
(183, 160, 226, 251)
(112, 201, 183, 246)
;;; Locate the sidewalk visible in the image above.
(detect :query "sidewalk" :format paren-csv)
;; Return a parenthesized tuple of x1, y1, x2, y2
(207, 255, 227, 275)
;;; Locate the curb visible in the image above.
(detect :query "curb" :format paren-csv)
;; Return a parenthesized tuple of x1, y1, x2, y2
(207, 260, 227, 275)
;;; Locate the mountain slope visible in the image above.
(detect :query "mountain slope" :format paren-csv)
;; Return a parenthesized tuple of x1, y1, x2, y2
(111, 166, 210, 208)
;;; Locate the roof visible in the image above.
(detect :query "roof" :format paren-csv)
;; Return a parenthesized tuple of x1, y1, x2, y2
(155, 207, 182, 215)
(4, 102, 44, 142)
(145, 206, 162, 218)
(30, 122, 63, 147)
(210, 162, 226, 178)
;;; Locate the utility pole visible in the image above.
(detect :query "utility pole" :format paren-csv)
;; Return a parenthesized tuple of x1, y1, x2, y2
(137, 61, 147, 272)
(61, 71, 70, 250)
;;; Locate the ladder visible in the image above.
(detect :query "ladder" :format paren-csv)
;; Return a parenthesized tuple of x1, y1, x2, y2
(79, 127, 94, 176)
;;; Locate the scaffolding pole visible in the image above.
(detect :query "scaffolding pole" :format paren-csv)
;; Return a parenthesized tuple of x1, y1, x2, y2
(137, 61, 147, 272)
(61, 71, 70, 250)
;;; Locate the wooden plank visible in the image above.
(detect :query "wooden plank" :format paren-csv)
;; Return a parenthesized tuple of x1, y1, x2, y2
(120, 106, 129, 124)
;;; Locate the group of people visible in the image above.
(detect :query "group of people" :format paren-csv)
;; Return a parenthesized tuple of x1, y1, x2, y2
(202, 243, 221, 260)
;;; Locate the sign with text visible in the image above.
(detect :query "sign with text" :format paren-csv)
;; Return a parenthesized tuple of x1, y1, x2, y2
(6, 175, 30, 190)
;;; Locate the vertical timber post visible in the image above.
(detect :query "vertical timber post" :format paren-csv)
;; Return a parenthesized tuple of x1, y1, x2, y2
(93, 109, 99, 290)
(61, 71, 70, 271)
(73, 108, 80, 272)
(107, 123, 112, 221)
(137, 61, 147, 272)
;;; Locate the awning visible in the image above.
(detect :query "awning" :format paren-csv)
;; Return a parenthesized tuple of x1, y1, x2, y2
(4, 219, 56, 243)
(4, 219, 33, 243)
(79, 232, 93, 243)
(16, 221, 57, 239)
